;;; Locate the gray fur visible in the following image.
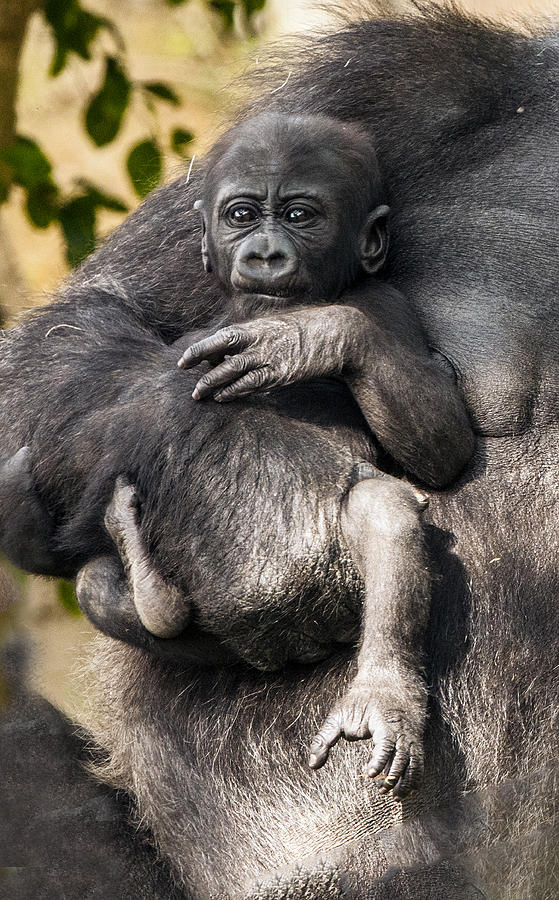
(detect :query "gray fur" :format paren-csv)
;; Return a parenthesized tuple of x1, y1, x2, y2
(0, 5, 558, 898)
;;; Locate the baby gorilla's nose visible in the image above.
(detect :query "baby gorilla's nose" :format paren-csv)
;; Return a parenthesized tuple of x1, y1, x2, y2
(244, 248, 287, 273)
(237, 233, 297, 288)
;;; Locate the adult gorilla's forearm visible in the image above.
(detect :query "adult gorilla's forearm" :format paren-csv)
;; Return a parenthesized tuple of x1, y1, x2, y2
(0, 294, 183, 575)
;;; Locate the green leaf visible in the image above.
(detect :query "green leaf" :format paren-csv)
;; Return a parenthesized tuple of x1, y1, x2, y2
(0, 173, 11, 204)
(50, 43, 67, 77)
(242, 0, 266, 16)
(1, 138, 60, 225)
(171, 127, 194, 156)
(58, 195, 96, 266)
(0, 137, 52, 191)
(165, 0, 190, 5)
(77, 181, 128, 213)
(126, 139, 162, 198)
(56, 579, 82, 616)
(85, 57, 131, 147)
(143, 82, 180, 106)
(26, 184, 59, 229)
(209, 0, 235, 29)
(44, 0, 107, 76)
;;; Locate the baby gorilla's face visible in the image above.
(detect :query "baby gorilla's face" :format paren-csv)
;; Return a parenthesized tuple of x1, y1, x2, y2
(207, 145, 356, 303)
(197, 135, 388, 312)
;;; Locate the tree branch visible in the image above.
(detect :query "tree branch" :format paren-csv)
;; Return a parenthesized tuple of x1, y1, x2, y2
(0, 0, 43, 325)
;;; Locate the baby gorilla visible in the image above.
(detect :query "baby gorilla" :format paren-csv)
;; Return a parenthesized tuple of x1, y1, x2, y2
(85, 113, 472, 794)
(0, 113, 473, 797)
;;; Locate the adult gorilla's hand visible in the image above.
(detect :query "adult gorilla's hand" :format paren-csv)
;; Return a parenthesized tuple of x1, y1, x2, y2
(177, 305, 366, 402)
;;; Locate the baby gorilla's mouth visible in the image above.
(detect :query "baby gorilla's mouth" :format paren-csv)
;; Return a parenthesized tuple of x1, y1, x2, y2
(230, 266, 310, 301)
(231, 289, 306, 319)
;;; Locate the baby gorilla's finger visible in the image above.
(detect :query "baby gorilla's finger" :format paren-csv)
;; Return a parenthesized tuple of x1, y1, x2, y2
(178, 328, 249, 370)
(380, 741, 410, 790)
(214, 367, 270, 401)
(365, 733, 395, 779)
(191, 355, 254, 400)
(308, 715, 343, 769)
(392, 744, 423, 799)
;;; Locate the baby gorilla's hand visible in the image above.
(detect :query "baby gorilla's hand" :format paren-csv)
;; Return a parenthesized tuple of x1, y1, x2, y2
(308, 680, 424, 799)
(177, 305, 366, 402)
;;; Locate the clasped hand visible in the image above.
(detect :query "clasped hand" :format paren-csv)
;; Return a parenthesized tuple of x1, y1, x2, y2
(177, 305, 363, 402)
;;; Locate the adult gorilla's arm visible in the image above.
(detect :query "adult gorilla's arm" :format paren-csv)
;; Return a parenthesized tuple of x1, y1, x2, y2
(0, 175, 219, 560)
(1, 174, 209, 440)
(0, 300, 168, 576)
(179, 281, 475, 489)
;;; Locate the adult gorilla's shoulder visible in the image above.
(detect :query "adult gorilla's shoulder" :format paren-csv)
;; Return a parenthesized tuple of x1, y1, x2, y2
(251, 6, 557, 183)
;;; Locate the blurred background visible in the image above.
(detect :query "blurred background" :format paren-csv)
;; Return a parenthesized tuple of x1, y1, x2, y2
(0, 0, 556, 717)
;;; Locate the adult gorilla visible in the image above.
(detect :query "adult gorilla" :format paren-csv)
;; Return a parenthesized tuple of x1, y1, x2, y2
(1, 6, 558, 899)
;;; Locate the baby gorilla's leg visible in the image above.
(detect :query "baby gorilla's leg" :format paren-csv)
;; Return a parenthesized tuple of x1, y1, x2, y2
(309, 466, 429, 798)
(76, 479, 234, 664)
(0, 447, 60, 575)
(100, 477, 190, 639)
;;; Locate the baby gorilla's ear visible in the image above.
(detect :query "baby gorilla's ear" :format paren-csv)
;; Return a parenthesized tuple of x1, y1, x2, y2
(193, 199, 212, 274)
(360, 204, 390, 275)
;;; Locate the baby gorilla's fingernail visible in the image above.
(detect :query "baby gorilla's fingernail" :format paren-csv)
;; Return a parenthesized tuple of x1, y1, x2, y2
(192, 388, 200, 400)
(309, 754, 318, 768)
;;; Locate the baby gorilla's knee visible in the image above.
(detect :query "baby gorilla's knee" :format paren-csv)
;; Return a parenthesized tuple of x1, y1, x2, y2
(343, 468, 428, 549)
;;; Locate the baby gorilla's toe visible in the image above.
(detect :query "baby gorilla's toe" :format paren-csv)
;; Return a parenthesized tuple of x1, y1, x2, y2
(309, 681, 424, 798)
(368, 735, 423, 799)
(104, 477, 138, 548)
(364, 709, 424, 799)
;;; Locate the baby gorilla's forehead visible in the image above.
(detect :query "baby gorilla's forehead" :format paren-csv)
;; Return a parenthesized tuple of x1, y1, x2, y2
(208, 143, 351, 207)
(202, 111, 383, 217)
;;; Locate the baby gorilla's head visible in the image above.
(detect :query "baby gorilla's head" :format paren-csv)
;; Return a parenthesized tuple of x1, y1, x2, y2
(195, 112, 389, 311)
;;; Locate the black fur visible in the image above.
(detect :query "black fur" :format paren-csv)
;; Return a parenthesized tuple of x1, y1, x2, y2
(0, 111, 477, 794)
(0, 5, 558, 897)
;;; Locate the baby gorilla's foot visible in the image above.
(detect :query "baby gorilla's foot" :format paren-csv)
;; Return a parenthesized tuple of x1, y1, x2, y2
(308, 678, 425, 799)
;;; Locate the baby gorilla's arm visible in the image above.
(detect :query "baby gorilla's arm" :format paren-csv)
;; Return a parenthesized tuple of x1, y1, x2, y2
(178, 284, 474, 489)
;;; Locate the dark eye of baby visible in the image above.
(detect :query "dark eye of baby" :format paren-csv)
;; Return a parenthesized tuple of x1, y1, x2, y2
(229, 207, 257, 224)
(286, 208, 313, 224)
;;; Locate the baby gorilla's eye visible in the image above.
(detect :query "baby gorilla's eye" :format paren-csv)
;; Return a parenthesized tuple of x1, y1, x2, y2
(284, 206, 316, 225)
(227, 205, 259, 226)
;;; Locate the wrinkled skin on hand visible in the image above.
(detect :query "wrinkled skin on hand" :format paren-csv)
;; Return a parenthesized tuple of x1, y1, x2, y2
(178, 305, 365, 402)
(308, 676, 425, 799)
